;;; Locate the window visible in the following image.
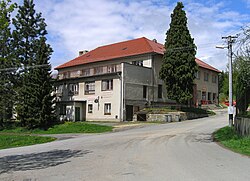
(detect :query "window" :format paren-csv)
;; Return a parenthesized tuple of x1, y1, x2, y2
(132, 60, 143, 66)
(68, 83, 79, 95)
(202, 91, 206, 100)
(143, 85, 147, 98)
(102, 80, 113, 91)
(104, 103, 111, 115)
(59, 104, 66, 115)
(208, 92, 211, 101)
(107, 65, 116, 73)
(213, 93, 217, 103)
(195, 71, 200, 79)
(94, 67, 103, 75)
(204, 72, 209, 81)
(212, 75, 217, 83)
(56, 85, 63, 93)
(158, 85, 162, 98)
(82, 69, 90, 76)
(85, 82, 95, 94)
(88, 104, 93, 113)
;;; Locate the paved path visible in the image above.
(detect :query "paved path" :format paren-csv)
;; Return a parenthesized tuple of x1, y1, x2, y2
(0, 110, 249, 181)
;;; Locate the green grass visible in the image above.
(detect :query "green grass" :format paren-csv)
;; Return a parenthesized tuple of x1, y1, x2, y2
(0, 122, 113, 134)
(214, 126, 250, 156)
(0, 134, 56, 149)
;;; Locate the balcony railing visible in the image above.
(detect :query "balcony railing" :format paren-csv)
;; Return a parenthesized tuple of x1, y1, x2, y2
(58, 64, 121, 80)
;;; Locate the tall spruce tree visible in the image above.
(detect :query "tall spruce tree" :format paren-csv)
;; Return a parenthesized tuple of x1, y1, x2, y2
(13, 0, 55, 129)
(159, 2, 197, 105)
(0, 0, 16, 127)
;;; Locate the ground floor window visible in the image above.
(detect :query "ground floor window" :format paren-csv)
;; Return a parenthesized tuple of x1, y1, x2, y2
(208, 92, 211, 101)
(202, 91, 206, 100)
(88, 104, 93, 113)
(158, 85, 162, 98)
(104, 103, 111, 115)
(59, 104, 66, 115)
(143, 85, 147, 98)
(213, 93, 217, 103)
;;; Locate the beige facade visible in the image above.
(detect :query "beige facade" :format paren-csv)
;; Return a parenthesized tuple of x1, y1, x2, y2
(194, 67, 219, 106)
(55, 38, 220, 122)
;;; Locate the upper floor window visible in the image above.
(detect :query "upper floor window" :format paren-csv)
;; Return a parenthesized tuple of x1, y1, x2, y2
(212, 75, 217, 83)
(82, 69, 90, 76)
(94, 67, 103, 75)
(68, 83, 79, 95)
(204, 72, 209, 81)
(85, 81, 95, 94)
(195, 71, 200, 79)
(132, 60, 143, 66)
(102, 80, 113, 91)
(107, 65, 117, 73)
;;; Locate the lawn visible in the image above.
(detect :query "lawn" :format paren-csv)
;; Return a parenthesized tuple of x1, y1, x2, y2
(0, 135, 56, 150)
(0, 122, 113, 134)
(214, 126, 250, 156)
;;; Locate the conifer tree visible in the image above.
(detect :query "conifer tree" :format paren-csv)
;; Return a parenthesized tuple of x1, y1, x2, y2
(13, 0, 55, 129)
(0, 0, 16, 127)
(160, 2, 197, 105)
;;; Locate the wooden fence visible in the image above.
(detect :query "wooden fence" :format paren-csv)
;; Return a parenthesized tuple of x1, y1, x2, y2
(235, 117, 250, 136)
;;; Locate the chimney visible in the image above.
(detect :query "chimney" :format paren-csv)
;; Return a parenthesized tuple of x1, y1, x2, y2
(152, 39, 157, 43)
(79, 50, 88, 56)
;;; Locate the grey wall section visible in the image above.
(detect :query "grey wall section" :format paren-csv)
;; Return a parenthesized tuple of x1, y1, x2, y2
(123, 63, 152, 103)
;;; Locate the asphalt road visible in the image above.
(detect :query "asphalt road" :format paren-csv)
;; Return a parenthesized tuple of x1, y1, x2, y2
(0, 110, 250, 181)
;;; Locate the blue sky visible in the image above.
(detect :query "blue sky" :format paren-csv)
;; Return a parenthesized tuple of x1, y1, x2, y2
(14, 0, 250, 71)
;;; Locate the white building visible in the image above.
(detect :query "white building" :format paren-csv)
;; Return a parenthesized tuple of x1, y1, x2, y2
(55, 37, 220, 122)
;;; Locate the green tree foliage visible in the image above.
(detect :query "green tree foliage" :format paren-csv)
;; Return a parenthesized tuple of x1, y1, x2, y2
(159, 2, 197, 105)
(235, 56, 250, 114)
(13, 0, 55, 129)
(0, 0, 16, 127)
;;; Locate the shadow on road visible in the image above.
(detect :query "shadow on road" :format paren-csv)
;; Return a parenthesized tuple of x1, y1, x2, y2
(0, 149, 92, 174)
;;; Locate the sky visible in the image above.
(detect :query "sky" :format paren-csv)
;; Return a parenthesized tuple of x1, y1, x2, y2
(14, 0, 250, 72)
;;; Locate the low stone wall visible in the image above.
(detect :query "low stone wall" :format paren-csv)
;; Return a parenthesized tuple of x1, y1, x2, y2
(235, 117, 250, 136)
(134, 112, 209, 122)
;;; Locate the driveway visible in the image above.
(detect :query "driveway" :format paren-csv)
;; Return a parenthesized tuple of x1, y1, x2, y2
(0, 110, 249, 181)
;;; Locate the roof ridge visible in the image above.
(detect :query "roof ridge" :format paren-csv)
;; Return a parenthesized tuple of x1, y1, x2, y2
(143, 37, 155, 52)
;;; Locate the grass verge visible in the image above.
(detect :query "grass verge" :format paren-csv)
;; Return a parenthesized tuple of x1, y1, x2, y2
(0, 135, 56, 150)
(0, 122, 113, 134)
(214, 126, 250, 156)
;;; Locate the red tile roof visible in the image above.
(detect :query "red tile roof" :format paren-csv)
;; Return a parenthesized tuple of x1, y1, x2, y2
(55, 37, 221, 73)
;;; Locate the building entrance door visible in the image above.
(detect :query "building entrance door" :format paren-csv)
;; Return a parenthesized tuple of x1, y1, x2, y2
(75, 107, 80, 121)
(126, 105, 133, 121)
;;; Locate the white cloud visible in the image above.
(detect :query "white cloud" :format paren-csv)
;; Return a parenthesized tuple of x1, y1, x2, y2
(13, 0, 249, 71)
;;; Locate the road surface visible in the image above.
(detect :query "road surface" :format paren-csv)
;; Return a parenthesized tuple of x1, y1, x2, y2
(0, 110, 249, 181)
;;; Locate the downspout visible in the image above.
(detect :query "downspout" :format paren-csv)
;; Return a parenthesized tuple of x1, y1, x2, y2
(117, 71, 122, 122)
(152, 54, 155, 107)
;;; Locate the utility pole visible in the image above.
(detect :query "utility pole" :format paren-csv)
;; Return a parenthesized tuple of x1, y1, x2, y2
(222, 35, 237, 127)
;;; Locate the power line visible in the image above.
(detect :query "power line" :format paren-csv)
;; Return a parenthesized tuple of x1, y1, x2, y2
(0, 64, 50, 72)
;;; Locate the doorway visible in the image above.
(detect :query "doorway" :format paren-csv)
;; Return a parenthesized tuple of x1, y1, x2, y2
(126, 105, 133, 121)
(75, 107, 80, 121)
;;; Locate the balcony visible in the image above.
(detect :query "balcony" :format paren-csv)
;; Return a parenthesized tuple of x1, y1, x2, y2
(58, 64, 121, 80)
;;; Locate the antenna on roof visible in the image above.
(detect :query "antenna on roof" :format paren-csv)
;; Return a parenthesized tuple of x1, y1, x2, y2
(152, 39, 157, 43)
(79, 50, 89, 56)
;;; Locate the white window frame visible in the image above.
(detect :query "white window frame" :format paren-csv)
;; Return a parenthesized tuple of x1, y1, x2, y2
(102, 80, 113, 91)
(104, 103, 111, 115)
